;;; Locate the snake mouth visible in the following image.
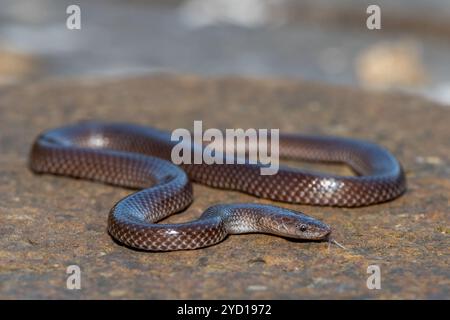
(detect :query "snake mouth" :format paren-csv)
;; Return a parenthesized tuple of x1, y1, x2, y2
(278, 223, 331, 241)
(320, 227, 332, 240)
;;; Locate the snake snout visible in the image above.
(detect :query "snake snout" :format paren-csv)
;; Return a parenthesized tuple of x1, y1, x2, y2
(313, 221, 332, 240)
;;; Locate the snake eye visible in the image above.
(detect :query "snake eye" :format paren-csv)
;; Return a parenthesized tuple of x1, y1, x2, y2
(299, 224, 308, 232)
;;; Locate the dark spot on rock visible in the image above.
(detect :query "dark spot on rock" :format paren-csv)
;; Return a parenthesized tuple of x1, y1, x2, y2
(248, 257, 266, 265)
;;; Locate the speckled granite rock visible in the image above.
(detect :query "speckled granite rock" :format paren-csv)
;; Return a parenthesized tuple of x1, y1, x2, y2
(0, 75, 448, 299)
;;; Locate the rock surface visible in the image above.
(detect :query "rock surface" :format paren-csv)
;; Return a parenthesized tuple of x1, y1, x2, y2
(0, 75, 448, 299)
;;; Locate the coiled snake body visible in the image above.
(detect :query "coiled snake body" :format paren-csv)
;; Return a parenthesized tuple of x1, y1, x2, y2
(29, 122, 406, 251)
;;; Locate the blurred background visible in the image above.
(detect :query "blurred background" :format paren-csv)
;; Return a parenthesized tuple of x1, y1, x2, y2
(1, 0, 450, 105)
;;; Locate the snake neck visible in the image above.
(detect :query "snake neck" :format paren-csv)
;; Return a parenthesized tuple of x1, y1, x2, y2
(200, 204, 288, 235)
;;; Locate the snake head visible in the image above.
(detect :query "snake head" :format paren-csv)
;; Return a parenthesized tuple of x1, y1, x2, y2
(279, 211, 331, 240)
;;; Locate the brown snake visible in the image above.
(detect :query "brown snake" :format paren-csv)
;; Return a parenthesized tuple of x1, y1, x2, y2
(29, 122, 406, 251)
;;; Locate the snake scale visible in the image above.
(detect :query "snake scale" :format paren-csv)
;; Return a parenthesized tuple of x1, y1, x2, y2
(29, 122, 406, 251)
